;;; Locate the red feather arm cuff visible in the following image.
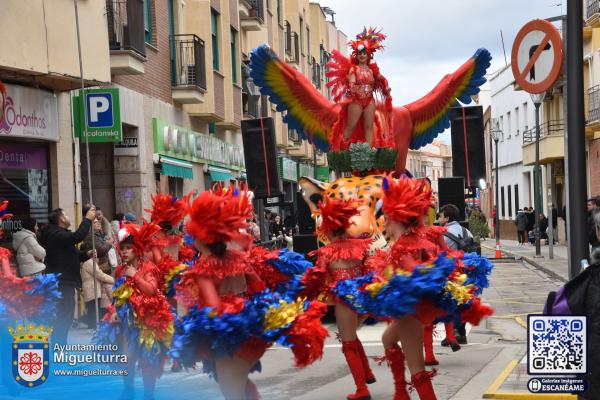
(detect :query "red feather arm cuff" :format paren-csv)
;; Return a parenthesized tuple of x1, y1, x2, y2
(133, 261, 159, 296)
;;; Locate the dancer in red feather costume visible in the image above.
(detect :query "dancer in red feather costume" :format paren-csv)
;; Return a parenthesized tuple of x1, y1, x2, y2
(303, 198, 376, 400)
(370, 177, 442, 400)
(101, 222, 174, 400)
(176, 188, 268, 400)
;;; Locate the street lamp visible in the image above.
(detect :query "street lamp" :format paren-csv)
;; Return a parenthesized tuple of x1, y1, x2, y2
(531, 92, 545, 258)
(491, 119, 502, 258)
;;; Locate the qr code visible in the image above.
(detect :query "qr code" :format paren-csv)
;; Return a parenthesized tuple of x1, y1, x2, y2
(528, 316, 586, 374)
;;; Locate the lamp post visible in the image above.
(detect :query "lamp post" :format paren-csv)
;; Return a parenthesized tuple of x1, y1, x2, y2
(491, 119, 502, 258)
(531, 92, 545, 258)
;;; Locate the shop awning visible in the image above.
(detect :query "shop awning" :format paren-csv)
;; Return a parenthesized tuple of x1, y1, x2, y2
(161, 156, 193, 180)
(208, 166, 233, 182)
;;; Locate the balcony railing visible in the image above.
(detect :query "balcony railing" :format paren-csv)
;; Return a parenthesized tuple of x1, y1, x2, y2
(171, 34, 207, 90)
(587, 0, 599, 19)
(588, 84, 600, 122)
(248, 0, 264, 23)
(522, 120, 564, 144)
(106, 0, 146, 57)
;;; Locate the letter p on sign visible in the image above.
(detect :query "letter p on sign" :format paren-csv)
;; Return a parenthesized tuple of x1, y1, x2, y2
(86, 93, 113, 128)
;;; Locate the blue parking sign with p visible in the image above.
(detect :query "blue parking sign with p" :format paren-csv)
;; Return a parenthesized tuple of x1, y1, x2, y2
(86, 93, 114, 128)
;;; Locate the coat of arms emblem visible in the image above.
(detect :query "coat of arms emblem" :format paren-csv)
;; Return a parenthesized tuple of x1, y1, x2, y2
(9, 324, 51, 387)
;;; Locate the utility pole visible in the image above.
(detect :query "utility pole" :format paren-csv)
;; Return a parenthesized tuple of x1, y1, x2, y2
(566, 0, 589, 277)
(531, 94, 545, 257)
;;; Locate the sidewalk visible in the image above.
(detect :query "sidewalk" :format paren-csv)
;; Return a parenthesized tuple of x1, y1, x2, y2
(481, 239, 569, 282)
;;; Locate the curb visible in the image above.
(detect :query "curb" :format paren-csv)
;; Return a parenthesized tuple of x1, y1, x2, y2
(481, 245, 568, 283)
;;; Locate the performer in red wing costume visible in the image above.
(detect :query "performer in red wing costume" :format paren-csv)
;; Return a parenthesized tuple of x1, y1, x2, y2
(328, 27, 392, 148)
(302, 198, 376, 400)
(250, 33, 491, 173)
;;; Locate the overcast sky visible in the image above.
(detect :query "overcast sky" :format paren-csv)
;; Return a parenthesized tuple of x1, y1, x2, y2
(320, 0, 563, 143)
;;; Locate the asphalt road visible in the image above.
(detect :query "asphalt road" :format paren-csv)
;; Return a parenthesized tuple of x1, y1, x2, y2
(2, 252, 565, 400)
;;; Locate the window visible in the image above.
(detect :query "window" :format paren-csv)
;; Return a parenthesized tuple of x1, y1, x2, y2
(230, 27, 238, 84)
(514, 107, 519, 135)
(144, 0, 152, 43)
(523, 102, 528, 131)
(299, 17, 304, 55)
(276, 0, 282, 24)
(500, 116, 505, 140)
(507, 111, 511, 138)
(306, 27, 310, 59)
(501, 186, 505, 217)
(211, 9, 220, 71)
(209, 122, 216, 134)
(507, 184, 512, 218)
(515, 184, 519, 213)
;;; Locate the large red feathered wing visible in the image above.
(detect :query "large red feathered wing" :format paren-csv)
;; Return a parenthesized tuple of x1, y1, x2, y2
(250, 45, 340, 152)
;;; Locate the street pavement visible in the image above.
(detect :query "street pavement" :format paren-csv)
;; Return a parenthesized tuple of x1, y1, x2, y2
(1, 245, 567, 400)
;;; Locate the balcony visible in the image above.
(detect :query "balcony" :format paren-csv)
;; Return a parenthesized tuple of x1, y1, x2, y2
(171, 35, 207, 104)
(587, 0, 600, 25)
(522, 120, 564, 165)
(240, 0, 264, 31)
(106, 0, 146, 75)
(285, 32, 300, 64)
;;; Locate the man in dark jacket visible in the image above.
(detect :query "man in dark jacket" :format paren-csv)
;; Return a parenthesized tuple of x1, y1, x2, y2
(40, 206, 96, 344)
(587, 197, 600, 251)
(581, 211, 600, 400)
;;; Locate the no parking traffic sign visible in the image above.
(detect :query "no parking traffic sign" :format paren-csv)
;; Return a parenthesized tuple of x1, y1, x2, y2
(511, 19, 563, 94)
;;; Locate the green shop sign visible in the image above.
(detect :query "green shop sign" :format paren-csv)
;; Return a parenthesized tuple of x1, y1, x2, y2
(73, 88, 122, 142)
(316, 166, 330, 182)
(153, 118, 245, 170)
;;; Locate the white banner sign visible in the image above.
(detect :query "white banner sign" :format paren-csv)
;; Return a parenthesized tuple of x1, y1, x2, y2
(0, 84, 59, 141)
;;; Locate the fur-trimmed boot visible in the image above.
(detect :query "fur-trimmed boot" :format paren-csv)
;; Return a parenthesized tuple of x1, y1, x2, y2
(356, 338, 376, 384)
(411, 370, 437, 400)
(423, 325, 439, 366)
(384, 345, 410, 400)
(341, 340, 371, 400)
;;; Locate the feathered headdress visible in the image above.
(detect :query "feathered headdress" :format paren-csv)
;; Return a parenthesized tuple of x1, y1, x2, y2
(382, 176, 433, 224)
(118, 221, 161, 256)
(185, 188, 253, 245)
(144, 192, 191, 227)
(349, 27, 386, 56)
(0, 200, 12, 240)
(316, 198, 360, 238)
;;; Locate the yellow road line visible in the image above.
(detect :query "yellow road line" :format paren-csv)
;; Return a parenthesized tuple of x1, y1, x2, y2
(483, 359, 576, 399)
(483, 359, 518, 397)
(515, 316, 527, 329)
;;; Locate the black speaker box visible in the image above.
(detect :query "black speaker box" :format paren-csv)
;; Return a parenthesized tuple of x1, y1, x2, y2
(292, 234, 318, 256)
(449, 106, 486, 188)
(296, 190, 315, 234)
(438, 177, 466, 221)
(241, 117, 283, 199)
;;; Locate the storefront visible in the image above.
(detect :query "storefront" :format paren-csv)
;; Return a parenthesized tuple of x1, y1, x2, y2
(0, 83, 58, 234)
(153, 118, 245, 195)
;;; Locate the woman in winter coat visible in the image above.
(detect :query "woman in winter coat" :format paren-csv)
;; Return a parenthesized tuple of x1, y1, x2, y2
(12, 218, 46, 277)
(81, 255, 115, 329)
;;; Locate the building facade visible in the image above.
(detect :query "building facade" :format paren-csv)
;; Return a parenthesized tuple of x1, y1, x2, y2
(0, 0, 345, 240)
(0, 0, 110, 229)
(489, 65, 559, 241)
(406, 140, 452, 196)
